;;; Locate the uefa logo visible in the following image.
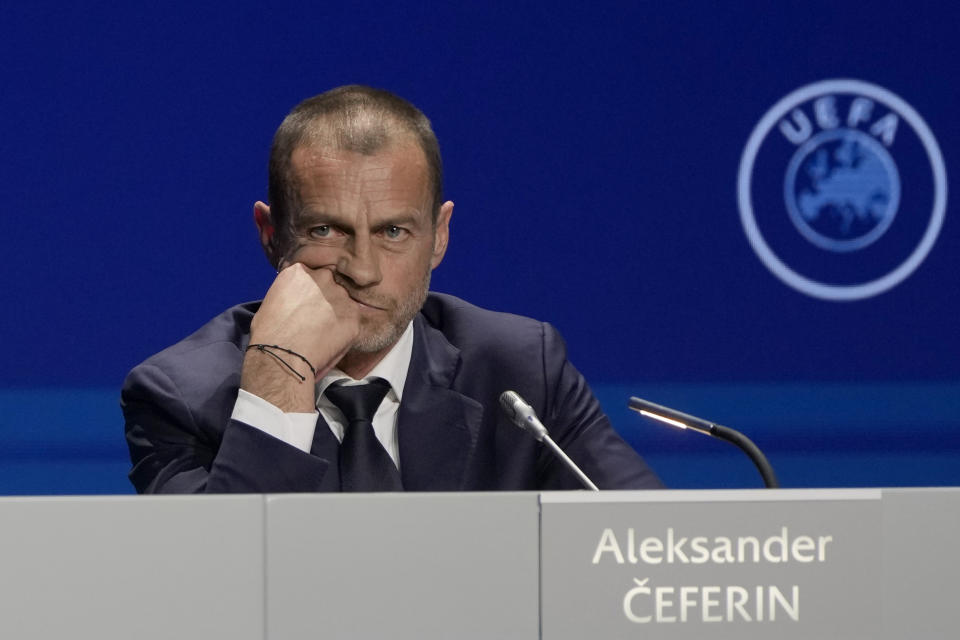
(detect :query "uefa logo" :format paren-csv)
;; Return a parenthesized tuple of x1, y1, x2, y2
(737, 79, 947, 301)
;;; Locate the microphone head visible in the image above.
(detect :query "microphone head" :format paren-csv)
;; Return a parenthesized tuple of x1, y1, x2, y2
(498, 390, 524, 421)
(499, 390, 547, 440)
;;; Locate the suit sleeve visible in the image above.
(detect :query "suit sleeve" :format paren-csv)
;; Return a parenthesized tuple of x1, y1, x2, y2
(122, 361, 331, 493)
(537, 323, 663, 490)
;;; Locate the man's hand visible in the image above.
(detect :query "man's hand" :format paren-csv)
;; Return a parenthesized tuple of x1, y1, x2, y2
(241, 263, 360, 412)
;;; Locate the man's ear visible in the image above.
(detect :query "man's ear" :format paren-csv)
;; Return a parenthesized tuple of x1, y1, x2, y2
(253, 201, 280, 268)
(431, 200, 453, 269)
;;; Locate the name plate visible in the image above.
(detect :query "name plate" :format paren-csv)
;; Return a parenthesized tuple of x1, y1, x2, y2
(541, 489, 881, 640)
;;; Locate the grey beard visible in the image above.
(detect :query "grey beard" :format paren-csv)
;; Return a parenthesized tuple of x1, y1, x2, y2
(349, 270, 430, 354)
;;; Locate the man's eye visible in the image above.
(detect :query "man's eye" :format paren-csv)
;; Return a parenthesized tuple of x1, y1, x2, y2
(309, 225, 331, 238)
(383, 225, 407, 240)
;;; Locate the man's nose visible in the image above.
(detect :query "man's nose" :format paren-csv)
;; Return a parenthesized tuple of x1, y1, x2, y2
(336, 233, 381, 288)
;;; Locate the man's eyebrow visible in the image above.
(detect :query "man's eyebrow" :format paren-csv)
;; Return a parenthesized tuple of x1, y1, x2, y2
(375, 211, 422, 226)
(297, 208, 426, 228)
(296, 209, 348, 225)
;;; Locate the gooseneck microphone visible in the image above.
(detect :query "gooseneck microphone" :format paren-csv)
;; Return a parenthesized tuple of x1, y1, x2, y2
(499, 390, 599, 491)
(628, 397, 779, 488)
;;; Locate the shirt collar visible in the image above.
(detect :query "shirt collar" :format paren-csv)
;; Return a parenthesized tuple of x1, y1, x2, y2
(315, 321, 414, 402)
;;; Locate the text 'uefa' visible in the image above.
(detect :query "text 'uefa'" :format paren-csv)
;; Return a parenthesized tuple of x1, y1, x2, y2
(779, 95, 898, 147)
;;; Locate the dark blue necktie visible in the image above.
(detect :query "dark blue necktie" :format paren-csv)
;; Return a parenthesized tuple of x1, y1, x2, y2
(325, 379, 403, 492)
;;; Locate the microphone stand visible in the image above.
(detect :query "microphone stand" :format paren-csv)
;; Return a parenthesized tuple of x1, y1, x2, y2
(500, 390, 600, 491)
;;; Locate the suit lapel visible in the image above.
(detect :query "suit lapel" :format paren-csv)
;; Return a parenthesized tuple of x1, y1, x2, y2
(397, 315, 483, 490)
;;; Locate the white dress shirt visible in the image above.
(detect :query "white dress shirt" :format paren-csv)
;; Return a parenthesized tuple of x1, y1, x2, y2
(230, 322, 414, 468)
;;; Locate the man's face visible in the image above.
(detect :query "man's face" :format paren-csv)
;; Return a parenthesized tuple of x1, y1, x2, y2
(281, 139, 451, 356)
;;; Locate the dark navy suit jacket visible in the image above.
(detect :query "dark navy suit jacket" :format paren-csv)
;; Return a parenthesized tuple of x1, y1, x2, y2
(122, 293, 661, 493)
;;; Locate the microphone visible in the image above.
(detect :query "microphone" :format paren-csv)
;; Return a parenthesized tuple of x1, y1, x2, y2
(628, 397, 779, 488)
(499, 390, 599, 491)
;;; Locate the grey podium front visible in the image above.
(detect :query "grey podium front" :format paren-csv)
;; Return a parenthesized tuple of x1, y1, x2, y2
(0, 489, 957, 639)
(266, 492, 539, 639)
(0, 493, 540, 640)
(0, 495, 264, 640)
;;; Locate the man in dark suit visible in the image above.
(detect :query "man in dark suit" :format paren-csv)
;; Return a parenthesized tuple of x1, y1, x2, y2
(123, 85, 661, 493)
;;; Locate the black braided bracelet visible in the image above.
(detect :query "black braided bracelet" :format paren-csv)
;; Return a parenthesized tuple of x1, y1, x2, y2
(246, 344, 317, 383)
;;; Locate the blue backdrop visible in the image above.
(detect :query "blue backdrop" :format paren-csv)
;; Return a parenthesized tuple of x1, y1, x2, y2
(2, 1, 957, 493)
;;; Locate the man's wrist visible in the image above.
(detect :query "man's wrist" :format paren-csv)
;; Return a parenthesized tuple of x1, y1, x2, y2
(245, 343, 317, 381)
(241, 349, 316, 412)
